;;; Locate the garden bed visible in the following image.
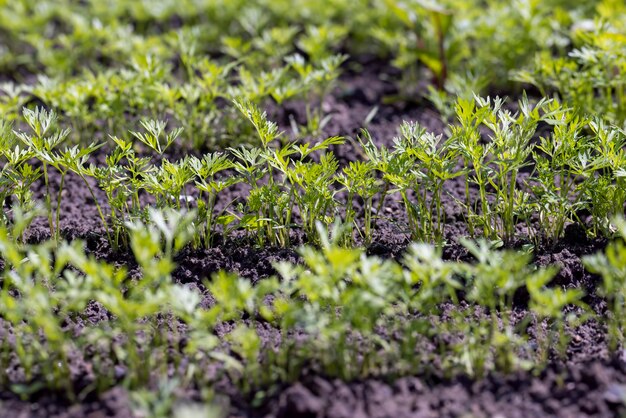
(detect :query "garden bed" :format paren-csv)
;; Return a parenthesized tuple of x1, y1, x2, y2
(1, 1, 626, 417)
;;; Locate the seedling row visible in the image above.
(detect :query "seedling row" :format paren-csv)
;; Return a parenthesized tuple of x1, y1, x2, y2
(0, 209, 625, 413)
(2, 0, 626, 416)
(2, 95, 626, 251)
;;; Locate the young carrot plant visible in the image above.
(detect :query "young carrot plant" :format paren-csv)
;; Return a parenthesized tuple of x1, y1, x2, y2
(232, 99, 345, 246)
(0, 121, 39, 230)
(270, 221, 405, 380)
(191, 153, 240, 248)
(358, 123, 460, 245)
(231, 99, 293, 246)
(84, 120, 183, 249)
(585, 119, 626, 237)
(583, 216, 626, 352)
(526, 267, 588, 364)
(528, 111, 592, 245)
(0, 233, 76, 397)
(452, 95, 562, 244)
(514, 24, 626, 125)
(336, 160, 380, 246)
(40, 143, 104, 241)
(459, 239, 540, 374)
(284, 137, 343, 244)
(14, 107, 71, 240)
(398, 121, 461, 243)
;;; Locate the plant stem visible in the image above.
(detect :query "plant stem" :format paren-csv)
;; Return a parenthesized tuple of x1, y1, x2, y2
(43, 162, 54, 239)
(55, 171, 66, 241)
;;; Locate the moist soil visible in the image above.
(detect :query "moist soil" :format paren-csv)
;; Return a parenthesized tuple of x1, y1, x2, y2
(1, 58, 624, 418)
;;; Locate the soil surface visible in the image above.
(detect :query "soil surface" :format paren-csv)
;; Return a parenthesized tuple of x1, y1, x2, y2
(1, 58, 624, 418)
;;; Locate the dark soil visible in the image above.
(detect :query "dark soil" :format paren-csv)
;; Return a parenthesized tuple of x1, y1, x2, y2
(2, 58, 624, 418)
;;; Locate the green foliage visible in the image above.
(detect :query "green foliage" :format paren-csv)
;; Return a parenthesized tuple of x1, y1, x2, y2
(382, 0, 454, 89)
(229, 225, 583, 384)
(353, 95, 626, 245)
(0, 0, 613, 147)
(232, 100, 344, 247)
(514, 19, 626, 125)
(0, 208, 608, 408)
(7, 92, 626, 251)
(359, 121, 461, 244)
(453, 95, 562, 244)
(529, 112, 592, 245)
(527, 265, 588, 362)
(2, 0, 626, 414)
(336, 160, 380, 246)
(0, 209, 208, 399)
(0, 0, 357, 151)
(583, 217, 626, 352)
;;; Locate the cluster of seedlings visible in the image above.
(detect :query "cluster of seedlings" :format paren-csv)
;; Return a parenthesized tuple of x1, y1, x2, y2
(1, 0, 626, 416)
(0, 210, 625, 413)
(2, 0, 622, 146)
(0, 95, 625, 414)
(2, 96, 626, 251)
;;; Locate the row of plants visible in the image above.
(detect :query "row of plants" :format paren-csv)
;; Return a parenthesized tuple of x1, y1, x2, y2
(3, 0, 626, 417)
(2, 0, 625, 152)
(2, 95, 626, 250)
(0, 0, 366, 77)
(1, 208, 626, 415)
(514, 9, 626, 127)
(1, 0, 359, 152)
(1, 49, 345, 149)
